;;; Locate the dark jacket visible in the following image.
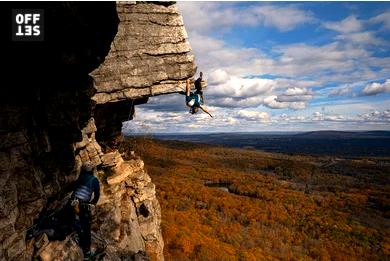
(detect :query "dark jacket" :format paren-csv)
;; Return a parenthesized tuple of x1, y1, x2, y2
(73, 171, 100, 204)
(194, 77, 203, 94)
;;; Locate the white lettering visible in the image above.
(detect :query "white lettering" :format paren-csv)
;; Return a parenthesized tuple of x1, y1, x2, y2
(25, 25, 32, 36)
(33, 14, 40, 24)
(25, 13, 32, 24)
(14, 12, 43, 39)
(33, 26, 40, 36)
(16, 25, 24, 36)
(15, 14, 24, 24)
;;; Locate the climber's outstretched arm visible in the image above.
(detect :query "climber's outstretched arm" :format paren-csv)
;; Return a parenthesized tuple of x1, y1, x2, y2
(200, 105, 213, 118)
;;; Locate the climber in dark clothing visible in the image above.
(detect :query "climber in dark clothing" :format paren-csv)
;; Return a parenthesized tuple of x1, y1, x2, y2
(185, 73, 213, 118)
(194, 71, 204, 98)
(71, 162, 100, 260)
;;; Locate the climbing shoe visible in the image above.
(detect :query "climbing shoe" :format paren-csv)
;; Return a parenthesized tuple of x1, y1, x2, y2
(83, 251, 98, 260)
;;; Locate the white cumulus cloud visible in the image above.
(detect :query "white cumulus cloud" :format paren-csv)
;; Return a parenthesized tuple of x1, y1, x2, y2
(208, 69, 229, 85)
(324, 15, 363, 34)
(276, 87, 313, 102)
(178, 2, 314, 33)
(362, 79, 390, 95)
(369, 11, 390, 30)
(263, 95, 307, 110)
(312, 112, 345, 121)
(323, 15, 385, 46)
(237, 110, 270, 122)
(208, 74, 276, 98)
(335, 31, 385, 46)
(359, 109, 390, 122)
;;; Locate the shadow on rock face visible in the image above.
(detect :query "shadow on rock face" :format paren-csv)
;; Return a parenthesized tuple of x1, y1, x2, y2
(0, 3, 119, 260)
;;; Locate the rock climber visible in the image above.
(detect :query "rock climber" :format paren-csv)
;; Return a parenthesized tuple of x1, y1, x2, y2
(71, 162, 100, 260)
(185, 72, 213, 118)
(194, 71, 204, 99)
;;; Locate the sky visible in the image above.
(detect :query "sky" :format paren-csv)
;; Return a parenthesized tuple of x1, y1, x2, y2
(125, 1, 390, 134)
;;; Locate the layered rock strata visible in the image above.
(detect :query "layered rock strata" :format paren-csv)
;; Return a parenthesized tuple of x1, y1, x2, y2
(92, 2, 196, 104)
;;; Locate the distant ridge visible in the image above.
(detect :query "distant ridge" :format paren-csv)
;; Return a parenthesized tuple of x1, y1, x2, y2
(151, 130, 390, 157)
(295, 130, 390, 139)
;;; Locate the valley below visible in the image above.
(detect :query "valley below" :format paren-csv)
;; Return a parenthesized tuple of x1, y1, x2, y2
(122, 136, 390, 261)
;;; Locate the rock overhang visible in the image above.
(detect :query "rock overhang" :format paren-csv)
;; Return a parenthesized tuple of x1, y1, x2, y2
(91, 2, 197, 105)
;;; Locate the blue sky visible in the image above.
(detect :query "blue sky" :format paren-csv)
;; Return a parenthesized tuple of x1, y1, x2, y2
(126, 1, 390, 133)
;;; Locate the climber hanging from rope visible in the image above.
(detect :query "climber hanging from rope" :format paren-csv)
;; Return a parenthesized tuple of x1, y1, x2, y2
(184, 72, 213, 118)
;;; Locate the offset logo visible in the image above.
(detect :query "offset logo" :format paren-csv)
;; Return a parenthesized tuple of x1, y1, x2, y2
(12, 9, 44, 41)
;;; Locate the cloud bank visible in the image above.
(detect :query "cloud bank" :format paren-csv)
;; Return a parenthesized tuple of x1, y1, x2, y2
(126, 2, 390, 133)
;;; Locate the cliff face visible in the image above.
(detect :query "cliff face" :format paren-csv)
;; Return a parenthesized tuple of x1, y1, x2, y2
(0, 2, 195, 261)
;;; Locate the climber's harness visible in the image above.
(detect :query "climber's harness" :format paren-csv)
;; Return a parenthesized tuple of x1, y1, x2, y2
(70, 198, 93, 215)
(70, 198, 81, 215)
(71, 175, 96, 214)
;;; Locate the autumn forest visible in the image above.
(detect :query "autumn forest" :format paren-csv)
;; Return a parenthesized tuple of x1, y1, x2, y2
(122, 137, 389, 261)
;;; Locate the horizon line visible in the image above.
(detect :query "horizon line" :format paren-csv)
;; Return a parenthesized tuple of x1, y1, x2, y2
(123, 130, 390, 135)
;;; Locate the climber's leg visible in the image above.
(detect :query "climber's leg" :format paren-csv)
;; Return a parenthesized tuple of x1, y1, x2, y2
(185, 79, 190, 96)
(185, 79, 196, 107)
(79, 204, 92, 254)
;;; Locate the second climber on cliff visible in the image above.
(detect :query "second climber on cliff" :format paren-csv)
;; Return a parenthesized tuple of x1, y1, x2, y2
(184, 72, 213, 118)
(71, 162, 101, 260)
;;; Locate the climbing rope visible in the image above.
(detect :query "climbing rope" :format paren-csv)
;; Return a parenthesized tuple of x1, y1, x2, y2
(105, 97, 136, 165)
